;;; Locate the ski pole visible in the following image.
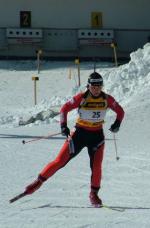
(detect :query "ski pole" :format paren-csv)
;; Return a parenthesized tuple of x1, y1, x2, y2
(105, 138, 118, 141)
(113, 133, 120, 160)
(22, 132, 61, 144)
(9, 191, 27, 203)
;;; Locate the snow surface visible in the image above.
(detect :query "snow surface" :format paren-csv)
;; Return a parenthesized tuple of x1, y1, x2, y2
(0, 43, 150, 228)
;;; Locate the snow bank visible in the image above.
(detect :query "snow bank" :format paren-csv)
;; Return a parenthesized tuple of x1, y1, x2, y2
(103, 43, 150, 105)
(0, 43, 150, 127)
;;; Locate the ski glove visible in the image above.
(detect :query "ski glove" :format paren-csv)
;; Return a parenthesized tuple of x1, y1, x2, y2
(61, 123, 70, 137)
(109, 119, 121, 133)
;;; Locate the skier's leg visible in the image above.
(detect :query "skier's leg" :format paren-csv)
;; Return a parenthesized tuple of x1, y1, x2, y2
(88, 143, 104, 206)
(25, 130, 84, 194)
(40, 140, 72, 179)
(90, 143, 104, 190)
(25, 141, 72, 194)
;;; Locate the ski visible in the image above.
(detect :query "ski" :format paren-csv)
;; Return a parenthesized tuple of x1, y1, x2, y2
(9, 194, 125, 212)
(37, 204, 125, 212)
(9, 192, 27, 203)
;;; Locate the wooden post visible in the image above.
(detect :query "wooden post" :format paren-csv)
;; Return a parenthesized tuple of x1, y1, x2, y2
(75, 58, 81, 86)
(111, 43, 118, 67)
(32, 76, 39, 105)
(37, 49, 42, 74)
(68, 68, 72, 79)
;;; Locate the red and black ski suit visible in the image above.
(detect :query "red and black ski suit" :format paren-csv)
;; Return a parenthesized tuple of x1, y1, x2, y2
(39, 90, 124, 191)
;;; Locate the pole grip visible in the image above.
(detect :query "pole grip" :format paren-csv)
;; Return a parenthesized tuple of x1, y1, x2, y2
(67, 136, 75, 154)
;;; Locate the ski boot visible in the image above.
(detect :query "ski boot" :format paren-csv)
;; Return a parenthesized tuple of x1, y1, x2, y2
(89, 189, 102, 207)
(25, 175, 46, 194)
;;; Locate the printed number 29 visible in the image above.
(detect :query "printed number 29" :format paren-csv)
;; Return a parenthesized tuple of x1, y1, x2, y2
(92, 111, 101, 118)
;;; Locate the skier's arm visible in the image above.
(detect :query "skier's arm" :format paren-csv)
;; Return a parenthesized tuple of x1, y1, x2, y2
(60, 93, 83, 130)
(107, 95, 125, 132)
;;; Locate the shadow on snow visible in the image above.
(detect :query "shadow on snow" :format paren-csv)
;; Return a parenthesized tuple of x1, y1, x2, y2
(21, 203, 150, 212)
(0, 133, 64, 140)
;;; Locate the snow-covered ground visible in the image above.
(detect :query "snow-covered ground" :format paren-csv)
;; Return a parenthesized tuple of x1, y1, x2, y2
(0, 43, 150, 228)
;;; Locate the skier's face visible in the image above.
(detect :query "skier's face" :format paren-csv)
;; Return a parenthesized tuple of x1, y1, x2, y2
(89, 84, 102, 97)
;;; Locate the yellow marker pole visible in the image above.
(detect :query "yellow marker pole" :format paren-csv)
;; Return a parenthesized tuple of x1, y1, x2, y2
(37, 49, 42, 74)
(75, 58, 81, 86)
(111, 43, 118, 67)
(68, 68, 72, 79)
(32, 76, 39, 105)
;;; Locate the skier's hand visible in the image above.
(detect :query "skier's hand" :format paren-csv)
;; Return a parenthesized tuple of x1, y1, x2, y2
(109, 119, 121, 133)
(61, 123, 70, 137)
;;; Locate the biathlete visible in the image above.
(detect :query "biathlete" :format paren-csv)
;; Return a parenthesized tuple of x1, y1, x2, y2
(24, 72, 125, 207)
